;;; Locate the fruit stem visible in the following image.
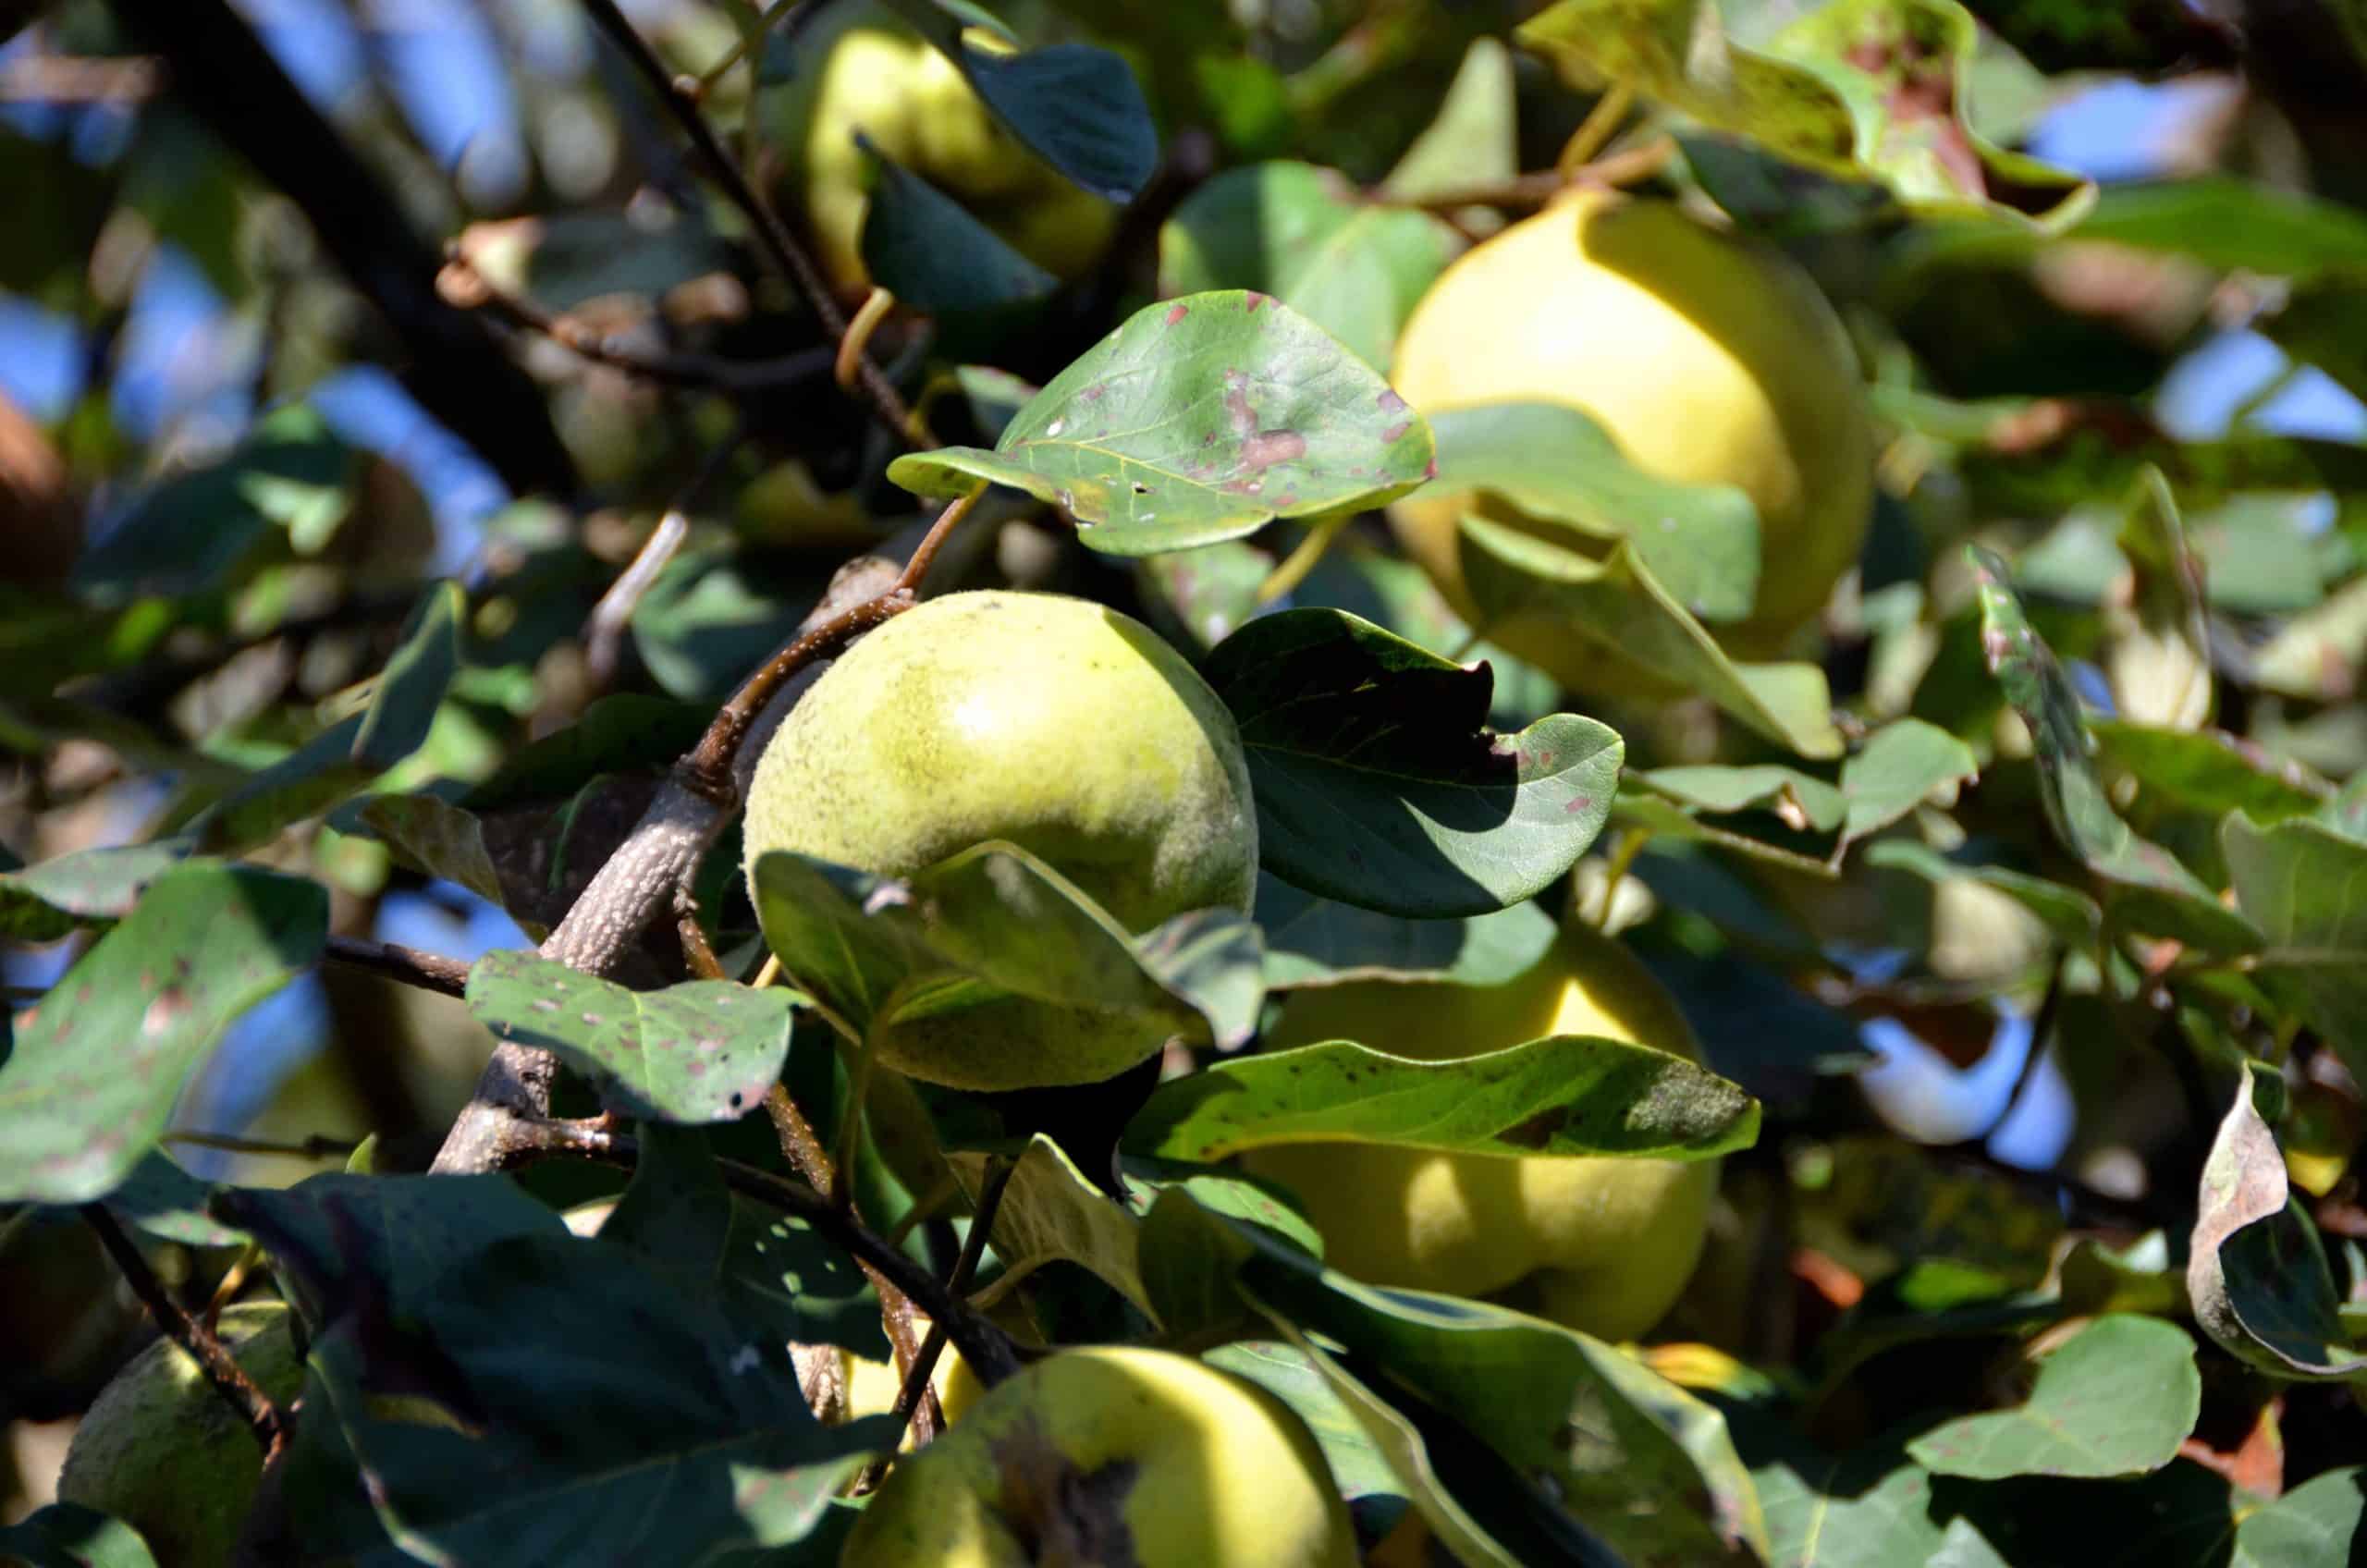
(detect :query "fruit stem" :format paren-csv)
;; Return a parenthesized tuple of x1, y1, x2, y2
(1254, 513, 1352, 607)
(80, 1205, 289, 1464)
(1556, 83, 1633, 176)
(1589, 828, 1649, 930)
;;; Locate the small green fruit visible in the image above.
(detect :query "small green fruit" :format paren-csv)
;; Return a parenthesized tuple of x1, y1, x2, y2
(56, 1302, 305, 1568)
(839, 1346, 1356, 1567)
(743, 590, 1257, 1090)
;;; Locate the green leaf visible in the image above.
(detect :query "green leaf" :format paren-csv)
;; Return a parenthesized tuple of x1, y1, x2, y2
(1428, 401, 1762, 624)
(887, 290, 1437, 556)
(602, 1121, 734, 1275)
(1255, 873, 1559, 989)
(1133, 907, 1266, 1052)
(0, 842, 187, 939)
(1609, 790, 1845, 881)
(304, 1233, 887, 1563)
(0, 1505, 160, 1568)
(1159, 160, 1458, 373)
(1744, 1429, 1948, 1568)
(1384, 37, 1517, 202)
(1839, 718, 1981, 847)
(2231, 1467, 2367, 1568)
(1205, 608, 1622, 918)
(2223, 814, 2367, 1089)
(1139, 1190, 1771, 1566)
(1635, 764, 1848, 833)
(878, 1, 1157, 200)
(1127, 1035, 1758, 1163)
(355, 795, 510, 916)
(2186, 1077, 2367, 1380)
(2265, 279, 2367, 406)
(948, 1135, 1149, 1313)
(1516, 0, 2092, 229)
(1907, 176, 2367, 283)
(464, 952, 793, 1123)
(69, 404, 357, 602)
(1968, 545, 2263, 952)
(105, 1150, 250, 1248)
(1462, 520, 1843, 758)
(0, 863, 326, 1204)
(2094, 723, 2332, 823)
(460, 693, 711, 813)
(1862, 839, 2103, 946)
(1203, 1341, 1404, 1499)
(749, 843, 1216, 1080)
(860, 140, 1060, 318)
(1905, 1316, 2200, 1479)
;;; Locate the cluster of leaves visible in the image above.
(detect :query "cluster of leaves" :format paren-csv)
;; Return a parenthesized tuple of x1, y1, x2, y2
(7, 0, 2367, 1564)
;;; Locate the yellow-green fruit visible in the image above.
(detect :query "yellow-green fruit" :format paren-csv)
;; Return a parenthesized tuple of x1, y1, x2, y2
(774, 6, 1116, 295)
(1240, 922, 1716, 1341)
(1387, 191, 1873, 682)
(840, 1346, 1356, 1567)
(840, 1336, 983, 1438)
(743, 591, 1257, 1091)
(57, 1303, 305, 1568)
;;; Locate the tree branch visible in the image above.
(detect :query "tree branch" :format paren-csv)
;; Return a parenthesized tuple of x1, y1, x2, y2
(429, 491, 979, 1174)
(572, 0, 924, 446)
(81, 1205, 288, 1464)
(108, 0, 577, 499)
(324, 935, 471, 998)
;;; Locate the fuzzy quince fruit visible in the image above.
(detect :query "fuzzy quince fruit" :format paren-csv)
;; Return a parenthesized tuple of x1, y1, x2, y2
(1388, 190, 1873, 682)
(743, 591, 1257, 1091)
(773, 6, 1116, 295)
(1240, 920, 1716, 1341)
(56, 1302, 306, 1568)
(840, 1346, 1356, 1567)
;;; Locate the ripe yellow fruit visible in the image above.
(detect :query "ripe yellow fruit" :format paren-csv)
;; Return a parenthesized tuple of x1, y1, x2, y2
(1387, 191, 1873, 682)
(743, 591, 1257, 1091)
(773, 6, 1116, 295)
(57, 1302, 306, 1568)
(1239, 921, 1716, 1341)
(840, 1346, 1356, 1567)
(839, 1335, 983, 1436)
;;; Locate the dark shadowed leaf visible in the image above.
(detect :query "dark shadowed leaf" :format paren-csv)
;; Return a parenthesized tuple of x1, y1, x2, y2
(1906, 1316, 2199, 1479)
(1968, 545, 2263, 952)
(1462, 521, 1842, 758)
(356, 795, 510, 915)
(460, 693, 711, 812)
(0, 864, 325, 1204)
(0, 1504, 160, 1568)
(1159, 160, 1458, 373)
(1516, 0, 2092, 228)
(2186, 1079, 2367, 1379)
(1205, 608, 1622, 917)
(1426, 401, 1761, 623)
(465, 952, 792, 1123)
(1740, 1426, 1948, 1568)
(1133, 906, 1266, 1051)
(1127, 1035, 1758, 1163)
(879, 0, 1158, 199)
(105, 1150, 249, 1248)
(887, 291, 1437, 556)
(860, 140, 1059, 318)
(1255, 873, 1558, 989)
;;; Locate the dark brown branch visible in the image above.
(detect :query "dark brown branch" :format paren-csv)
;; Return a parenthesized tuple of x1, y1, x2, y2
(325, 935, 470, 998)
(572, 0, 923, 446)
(109, 0, 576, 499)
(439, 251, 835, 396)
(430, 493, 978, 1174)
(501, 1117, 1021, 1388)
(81, 1205, 288, 1463)
(871, 1152, 1015, 1476)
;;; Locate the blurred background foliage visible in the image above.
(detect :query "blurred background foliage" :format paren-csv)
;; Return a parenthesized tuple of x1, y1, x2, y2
(9, 0, 2367, 1553)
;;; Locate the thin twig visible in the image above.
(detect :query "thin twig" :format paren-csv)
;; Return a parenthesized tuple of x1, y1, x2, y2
(765, 1086, 937, 1443)
(583, 436, 742, 692)
(572, 0, 926, 446)
(503, 1117, 1021, 1387)
(324, 934, 470, 998)
(0, 55, 165, 102)
(439, 251, 835, 394)
(871, 1153, 1016, 1475)
(81, 1206, 288, 1463)
(163, 1130, 359, 1160)
(682, 486, 981, 796)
